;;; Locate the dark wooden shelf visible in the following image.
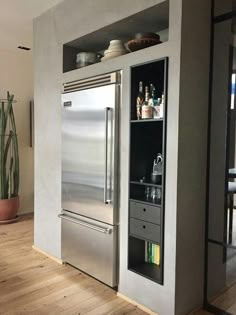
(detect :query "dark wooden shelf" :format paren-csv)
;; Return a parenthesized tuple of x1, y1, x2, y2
(131, 118, 163, 123)
(130, 180, 162, 188)
(129, 262, 162, 283)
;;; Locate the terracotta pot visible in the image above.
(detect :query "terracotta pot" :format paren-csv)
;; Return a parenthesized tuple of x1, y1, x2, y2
(0, 196, 20, 221)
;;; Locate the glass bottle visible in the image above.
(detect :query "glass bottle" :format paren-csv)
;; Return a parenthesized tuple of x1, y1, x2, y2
(142, 86, 153, 119)
(144, 86, 150, 105)
(148, 84, 154, 107)
(136, 81, 144, 120)
(159, 93, 164, 118)
(152, 85, 158, 106)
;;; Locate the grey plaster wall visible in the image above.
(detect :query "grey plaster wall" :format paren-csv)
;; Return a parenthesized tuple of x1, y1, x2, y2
(175, 1, 211, 314)
(34, 8, 62, 258)
(33, 0, 211, 314)
(117, 2, 183, 314)
(33, 0, 165, 259)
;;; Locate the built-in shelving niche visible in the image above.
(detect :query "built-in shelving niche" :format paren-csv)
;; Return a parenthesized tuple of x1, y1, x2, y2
(63, 0, 169, 73)
(128, 57, 168, 285)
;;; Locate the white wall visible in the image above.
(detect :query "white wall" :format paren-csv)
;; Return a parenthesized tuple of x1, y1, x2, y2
(0, 50, 34, 214)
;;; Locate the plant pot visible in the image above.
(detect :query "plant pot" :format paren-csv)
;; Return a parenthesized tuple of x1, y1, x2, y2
(0, 196, 20, 221)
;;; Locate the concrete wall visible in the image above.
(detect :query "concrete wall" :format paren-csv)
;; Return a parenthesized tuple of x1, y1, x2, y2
(33, 8, 62, 258)
(33, 0, 166, 269)
(0, 50, 34, 214)
(33, 0, 211, 314)
(175, 0, 211, 314)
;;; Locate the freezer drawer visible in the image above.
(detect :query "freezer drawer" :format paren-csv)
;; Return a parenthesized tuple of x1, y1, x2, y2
(60, 211, 118, 287)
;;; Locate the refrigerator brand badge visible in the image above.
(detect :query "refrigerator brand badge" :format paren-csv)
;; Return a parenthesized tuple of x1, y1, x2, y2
(64, 101, 72, 107)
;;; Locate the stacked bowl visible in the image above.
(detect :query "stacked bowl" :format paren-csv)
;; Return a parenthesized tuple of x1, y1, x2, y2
(101, 40, 128, 61)
(127, 33, 161, 52)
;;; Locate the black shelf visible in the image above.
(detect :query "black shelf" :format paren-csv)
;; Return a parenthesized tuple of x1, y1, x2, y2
(130, 180, 162, 188)
(130, 197, 162, 207)
(130, 123, 163, 181)
(129, 263, 161, 283)
(129, 232, 161, 245)
(131, 118, 163, 123)
(128, 58, 168, 285)
(130, 198, 162, 207)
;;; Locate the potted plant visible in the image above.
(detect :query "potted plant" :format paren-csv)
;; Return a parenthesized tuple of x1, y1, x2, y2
(0, 92, 19, 223)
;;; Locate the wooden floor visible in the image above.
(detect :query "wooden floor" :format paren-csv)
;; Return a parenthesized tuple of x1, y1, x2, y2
(0, 214, 211, 315)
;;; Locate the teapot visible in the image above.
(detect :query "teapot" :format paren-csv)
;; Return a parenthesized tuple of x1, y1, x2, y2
(76, 52, 102, 68)
(151, 153, 163, 184)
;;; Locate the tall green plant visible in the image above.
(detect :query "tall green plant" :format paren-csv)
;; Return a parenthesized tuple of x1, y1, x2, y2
(0, 92, 19, 199)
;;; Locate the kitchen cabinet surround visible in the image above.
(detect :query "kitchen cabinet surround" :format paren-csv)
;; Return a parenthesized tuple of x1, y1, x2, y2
(33, 1, 211, 314)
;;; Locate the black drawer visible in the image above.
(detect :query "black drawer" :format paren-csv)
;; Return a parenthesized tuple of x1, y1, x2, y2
(130, 201, 161, 224)
(129, 218, 161, 243)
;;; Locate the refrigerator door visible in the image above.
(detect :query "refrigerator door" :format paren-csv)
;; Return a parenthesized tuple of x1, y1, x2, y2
(60, 211, 118, 287)
(61, 82, 119, 225)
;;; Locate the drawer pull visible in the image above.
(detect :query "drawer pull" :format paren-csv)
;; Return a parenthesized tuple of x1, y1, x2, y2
(58, 213, 112, 234)
(143, 225, 146, 229)
(143, 208, 146, 212)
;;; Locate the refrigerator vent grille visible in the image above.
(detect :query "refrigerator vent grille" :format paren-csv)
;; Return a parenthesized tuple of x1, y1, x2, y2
(64, 72, 119, 93)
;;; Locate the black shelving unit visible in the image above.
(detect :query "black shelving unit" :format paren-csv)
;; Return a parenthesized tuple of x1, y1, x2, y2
(130, 118, 164, 123)
(128, 58, 168, 284)
(130, 181, 162, 188)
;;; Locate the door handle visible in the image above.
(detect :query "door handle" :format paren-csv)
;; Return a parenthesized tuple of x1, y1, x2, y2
(104, 107, 112, 204)
(58, 214, 112, 234)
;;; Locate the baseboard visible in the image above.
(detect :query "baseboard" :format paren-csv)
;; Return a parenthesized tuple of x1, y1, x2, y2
(18, 212, 34, 217)
(32, 245, 63, 265)
(117, 292, 158, 315)
(18, 210, 34, 215)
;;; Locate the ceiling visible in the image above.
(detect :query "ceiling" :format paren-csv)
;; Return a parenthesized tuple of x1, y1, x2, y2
(0, 0, 64, 52)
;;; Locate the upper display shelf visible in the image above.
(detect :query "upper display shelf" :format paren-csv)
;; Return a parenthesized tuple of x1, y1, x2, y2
(63, 1, 169, 73)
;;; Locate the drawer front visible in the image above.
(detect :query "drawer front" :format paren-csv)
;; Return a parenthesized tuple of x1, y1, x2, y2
(61, 211, 118, 287)
(130, 201, 161, 224)
(130, 218, 161, 243)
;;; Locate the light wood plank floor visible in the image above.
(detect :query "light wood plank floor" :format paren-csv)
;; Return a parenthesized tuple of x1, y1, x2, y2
(0, 214, 211, 315)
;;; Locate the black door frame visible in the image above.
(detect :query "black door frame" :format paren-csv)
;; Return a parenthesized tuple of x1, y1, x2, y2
(204, 1, 236, 314)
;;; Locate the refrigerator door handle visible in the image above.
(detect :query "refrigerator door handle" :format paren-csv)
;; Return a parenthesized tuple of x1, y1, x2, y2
(104, 107, 112, 204)
(58, 214, 112, 234)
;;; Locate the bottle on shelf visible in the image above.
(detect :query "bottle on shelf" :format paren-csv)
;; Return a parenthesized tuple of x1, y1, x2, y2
(148, 84, 154, 107)
(150, 84, 161, 119)
(136, 81, 144, 120)
(149, 84, 158, 106)
(141, 85, 153, 119)
(159, 93, 164, 118)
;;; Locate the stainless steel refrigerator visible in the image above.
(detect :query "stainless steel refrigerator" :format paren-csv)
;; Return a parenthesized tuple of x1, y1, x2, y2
(59, 72, 120, 287)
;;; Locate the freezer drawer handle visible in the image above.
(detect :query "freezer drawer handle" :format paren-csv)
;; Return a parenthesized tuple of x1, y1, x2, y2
(58, 214, 112, 234)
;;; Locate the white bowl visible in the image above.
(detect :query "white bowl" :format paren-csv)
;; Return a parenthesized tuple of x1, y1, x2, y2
(105, 39, 128, 54)
(104, 50, 127, 58)
(101, 51, 128, 61)
(104, 49, 127, 56)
